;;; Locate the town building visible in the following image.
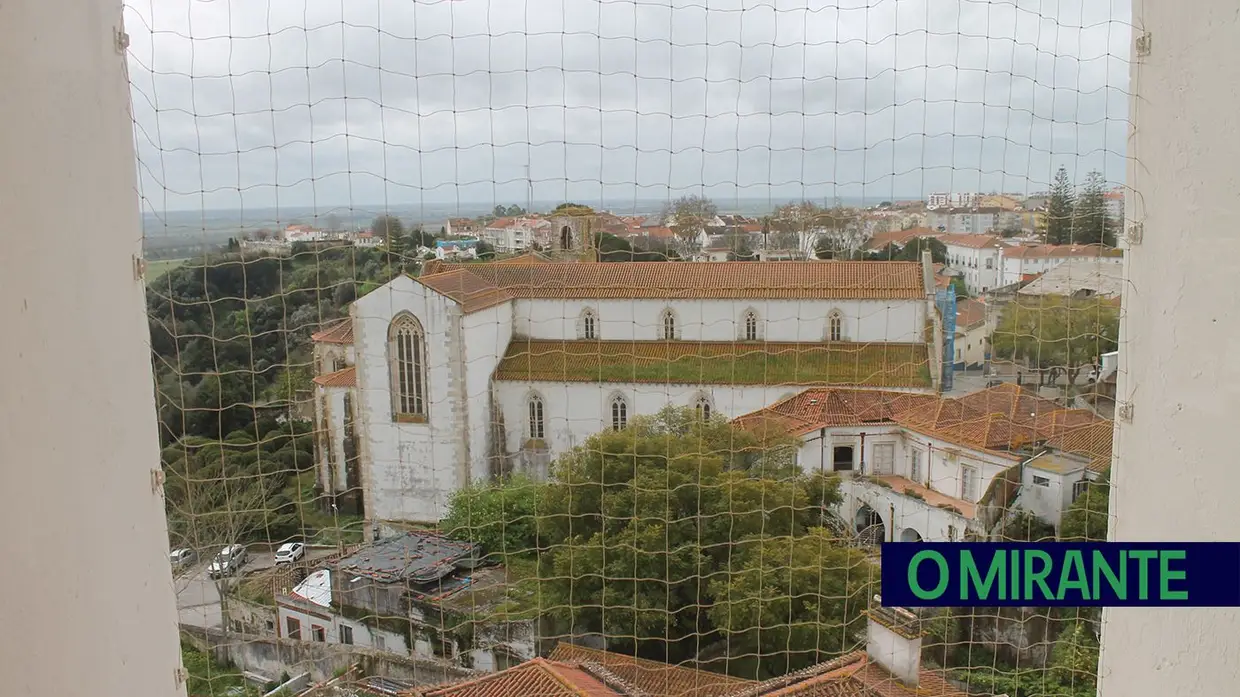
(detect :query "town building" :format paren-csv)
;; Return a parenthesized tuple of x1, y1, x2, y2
(405, 607, 977, 696)
(998, 244, 1123, 288)
(926, 207, 1020, 235)
(862, 227, 940, 254)
(445, 218, 480, 237)
(275, 530, 536, 672)
(953, 298, 988, 369)
(735, 383, 1112, 544)
(479, 216, 554, 252)
(1016, 257, 1125, 301)
(312, 243, 940, 531)
(434, 238, 479, 260)
(939, 234, 1006, 294)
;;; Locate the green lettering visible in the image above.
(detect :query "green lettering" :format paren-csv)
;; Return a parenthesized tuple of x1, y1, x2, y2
(1057, 550, 1091, 601)
(1092, 550, 1127, 600)
(1023, 550, 1054, 601)
(909, 550, 950, 600)
(1010, 547, 1020, 600)
(962, 550, 1005, 601)
(1129, 550, 1158, 599)
(1159, 550, 1188, 601)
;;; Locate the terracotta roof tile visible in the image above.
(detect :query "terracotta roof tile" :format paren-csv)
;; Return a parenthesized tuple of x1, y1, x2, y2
(311, 318, 354, 344)
(494, 340, 932, 389)
(494, 251, 554, 265)
(729, 653, 968, 697)
(420, 260, 926, 306)
(864, 228, 940, 252)
(1001, 244, 1122, 260)
(312, 366, 356, 388)
(954, 299, 986, 328)
(416, 268, 514, 313)
(548, 645, 753, 697)
(1043, 419, 1115, 472)
(937, 234, 1005, 250)
(412, 658, 625, 697)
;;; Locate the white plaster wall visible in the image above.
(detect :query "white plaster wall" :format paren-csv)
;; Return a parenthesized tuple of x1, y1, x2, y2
(1015, 465, 1084, 530)
(514, 298, 925, 343)
(1, 2, 184, 695)
(1100, 3, 1240, 693)
(955, 322, 987, 367)
(354, 276, 464, 524)
(315, 386, 351, 493)
(462, 304, 515, 482)
(496, 381, 809, 470)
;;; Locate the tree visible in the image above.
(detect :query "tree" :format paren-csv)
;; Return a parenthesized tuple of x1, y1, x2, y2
(1073, 171, 1117, 247)
(506, 204, 526, 216)
(991, 297, 1119, 386)
(533, 407, 839, 664)
(408, 226, 436, 249)
(1046, 166, 1076, 245)
(899, 236, 947, 264)
(372, 214, 404, 241)
(440, 475, 543, 563)
(1060, 473, 1110, 542)
(1047, 620, 1100, 696)
(707, 529, 874, 678)
(664, 194, 717, 252)
(475, 240, 496, 259)
(949, 277, 970, 300)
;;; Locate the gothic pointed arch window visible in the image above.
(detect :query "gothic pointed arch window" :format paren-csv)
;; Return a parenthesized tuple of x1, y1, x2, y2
(610, 393, 629, 431)
(693, 393, 713, 421)
(742, 309, 760, 341)
(528, 393, 546, 440)
(660, 307, 678, 340)
(827, 309, 844, 342)
(579, 307, 599, 340)
(389, 314, 428, 420)
(560, 225, 573, 250)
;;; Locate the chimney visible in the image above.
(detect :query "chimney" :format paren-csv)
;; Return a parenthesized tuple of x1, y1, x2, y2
(921, 248, 934, 295)
(867, 595, 923, 689)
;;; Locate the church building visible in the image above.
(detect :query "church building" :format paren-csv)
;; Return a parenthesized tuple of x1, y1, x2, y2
(310, 226, 941, 537)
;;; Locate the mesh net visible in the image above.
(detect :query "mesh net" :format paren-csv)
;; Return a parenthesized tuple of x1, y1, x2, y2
(127, 1, 1129, 695)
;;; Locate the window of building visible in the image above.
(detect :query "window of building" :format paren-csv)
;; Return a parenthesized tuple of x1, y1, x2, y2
(580, 308, 598, 340)
(909, 450, 922, 482)
(266, 619, 275, 632)
(286, 617, 302, 640)
(872, 443, 894, 475)
(610, 395, 628, 431)
(961, 465, 978, 502)
(1072, 480, 1090, 501)
(1033, 475, 1051, 487)
(660, 308, 677, 340)
(312, 625, 326, 642)
(828, 310, 843, 342)
(339, 625, 354, 645)
(832, 445, 854, 471)
(528, 394, 545, 440)
(742, 310, 759, 341)
(389, 314, 427, 419)
(375, 634, 387, 651)
(694, 394, 712, 420)
(985, 257, 994, 269)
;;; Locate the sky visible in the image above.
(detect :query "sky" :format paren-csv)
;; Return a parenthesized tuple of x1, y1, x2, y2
(125, 0, 1132, 213)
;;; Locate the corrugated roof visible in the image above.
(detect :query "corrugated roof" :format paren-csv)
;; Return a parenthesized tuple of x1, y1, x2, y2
(334, 531, 478, 585)
(493, 340, 932, 389)
(548, 644, 754, 697)
(311, 319, 354, 344)
(417, 260, 926, 310)
(313, 366, 356, 388)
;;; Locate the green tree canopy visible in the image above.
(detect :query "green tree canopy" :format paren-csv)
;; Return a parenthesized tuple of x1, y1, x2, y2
(991, 296, 1119, 385)
(664, 194, 717, 248)
(1073, 171, 1117, 247)
(1046, 166, 1076, 245)
(1059, 473, 1110, 542)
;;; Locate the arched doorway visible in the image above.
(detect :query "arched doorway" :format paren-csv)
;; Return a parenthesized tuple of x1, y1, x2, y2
(899, 528, 924, 543)
(560, 225, 573, 250)
(855, 504, 885, 545)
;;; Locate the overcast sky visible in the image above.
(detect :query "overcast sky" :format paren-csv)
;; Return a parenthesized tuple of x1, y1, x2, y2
(125, 0, 1132, 213)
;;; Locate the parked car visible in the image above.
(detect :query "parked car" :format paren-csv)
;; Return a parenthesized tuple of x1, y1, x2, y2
(207, 544, 248, 579)
(169, 548, 196, 570)
(274, 541, 305, 565)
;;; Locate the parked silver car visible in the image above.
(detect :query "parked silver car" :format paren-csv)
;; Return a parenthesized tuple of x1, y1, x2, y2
(169, 548, 196, 570)
(207, 544, 248, 579)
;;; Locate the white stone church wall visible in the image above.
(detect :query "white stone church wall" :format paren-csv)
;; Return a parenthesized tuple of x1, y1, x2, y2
(513, 298, 925, 343)
(494, 381, 805, 474)
(353, 275, 466, 524)
(462, 304, 515, 482)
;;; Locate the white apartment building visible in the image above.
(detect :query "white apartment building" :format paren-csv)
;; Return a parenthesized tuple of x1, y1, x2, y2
(480, 217, 554, 252)
(939, 234, 1005, 294)
(999, 244, 1124, 287)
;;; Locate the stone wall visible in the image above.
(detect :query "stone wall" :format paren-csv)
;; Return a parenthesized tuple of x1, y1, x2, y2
(181, 624, 473, 687)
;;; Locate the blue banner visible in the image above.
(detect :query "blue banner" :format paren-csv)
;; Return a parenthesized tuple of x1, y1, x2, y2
(880, 542, 1240, 607)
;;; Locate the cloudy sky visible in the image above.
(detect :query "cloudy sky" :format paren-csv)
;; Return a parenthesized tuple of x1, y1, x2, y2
(125, 0, 1131, 213)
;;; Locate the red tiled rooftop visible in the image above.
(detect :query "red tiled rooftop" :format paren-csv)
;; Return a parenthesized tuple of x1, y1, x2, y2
(411, 657, 624, 697)
(310, 318, 353, 344)
(312, 366, 356, 388)
(864, 227, 940, 251)
(936, 234, 1005, 249)
(548, 644, 754, 697)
